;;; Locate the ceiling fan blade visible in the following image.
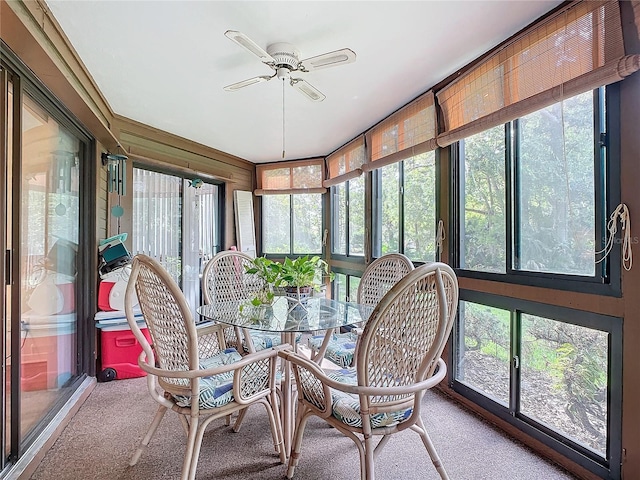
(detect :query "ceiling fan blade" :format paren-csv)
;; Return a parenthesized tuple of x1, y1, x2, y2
(224, 75, 273, 91)
(224, 30, 276, 64)
(290, 78, 326, 102)
(299, 48, 356, 72)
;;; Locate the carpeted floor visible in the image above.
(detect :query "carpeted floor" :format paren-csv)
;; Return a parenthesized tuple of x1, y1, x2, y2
(29, 377, 578, 480)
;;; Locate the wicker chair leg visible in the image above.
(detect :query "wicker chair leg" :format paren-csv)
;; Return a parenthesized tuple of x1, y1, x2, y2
(363, 434, 376, 480)
(286, 406, 313, 479)
(181, 416, 199, 480)
(272, 398, 287, 463)
(259, 396, 286, 463)
(187, 417, 212, 480)
(373, 434, 391, 459)
(333, 428, 368, 480)
(272, 392, 286, 463)
(178, 414, 190, 436)
(415, 417, 449, 480)
(130, 404, 168, 466)
(232, 407, 248, 432)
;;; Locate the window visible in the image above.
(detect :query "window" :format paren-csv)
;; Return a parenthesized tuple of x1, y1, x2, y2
(373, 151, 436, 262)
(332, 271, 361, 302)
(132, 169, 182, 281)
(459, 125, 506, 273)
(2, 51, 94, 467)
(457, 89, 611, 290)
(256, 159, 326, 256)
(403, 153, 437, 261)
(331, 175, 364, 257)
(262, 195, 290, 254)
(332, 184, 346, 255)
(327, 137, 365, 259)
(516, 92, 596, 276)
(262, 194, 323, 255)
(454, 86, 621, 478)
(453, 293, 621, 477)
(19, 92, 83, 444)
(456, 301, 510, 406)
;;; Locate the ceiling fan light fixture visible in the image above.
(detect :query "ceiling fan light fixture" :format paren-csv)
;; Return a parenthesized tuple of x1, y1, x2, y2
(276, 67, 291, 81)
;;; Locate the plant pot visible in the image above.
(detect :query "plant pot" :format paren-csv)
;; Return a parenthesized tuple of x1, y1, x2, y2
(284, 285, 313, 306)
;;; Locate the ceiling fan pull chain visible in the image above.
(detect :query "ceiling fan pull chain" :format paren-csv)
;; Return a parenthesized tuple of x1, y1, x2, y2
(282, 77, 286, 159)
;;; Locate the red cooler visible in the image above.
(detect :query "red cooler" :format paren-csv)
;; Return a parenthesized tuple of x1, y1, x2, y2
(98, 323, 151, 382)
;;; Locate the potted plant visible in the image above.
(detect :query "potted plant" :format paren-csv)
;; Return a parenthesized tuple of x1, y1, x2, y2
(277, 255, 335, 306)
(245, 255, 335, 308)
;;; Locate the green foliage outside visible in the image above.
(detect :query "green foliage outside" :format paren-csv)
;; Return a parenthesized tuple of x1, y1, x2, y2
(348, 176, 365, 255)
(379, 151, 436, 262)
(461, 126, 506, 272)
(461, 91, 595, 275)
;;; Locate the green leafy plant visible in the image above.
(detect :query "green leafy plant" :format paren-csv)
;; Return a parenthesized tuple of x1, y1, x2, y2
(277, 255, 335, 291)
(243, 256, 281, 305)
(244, 255, 335, 301)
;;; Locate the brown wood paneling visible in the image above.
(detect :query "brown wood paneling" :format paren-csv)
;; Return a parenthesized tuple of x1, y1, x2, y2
(111, 118, 256, 249)
(458, 277, 624, 318)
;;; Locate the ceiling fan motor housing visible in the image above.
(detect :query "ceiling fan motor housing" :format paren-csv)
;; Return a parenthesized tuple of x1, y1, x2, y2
(267, 42, 301, 72)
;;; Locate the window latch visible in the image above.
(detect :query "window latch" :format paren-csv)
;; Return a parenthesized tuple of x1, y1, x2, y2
(513, 356, 520, 369)
(599, 132, 608, 148)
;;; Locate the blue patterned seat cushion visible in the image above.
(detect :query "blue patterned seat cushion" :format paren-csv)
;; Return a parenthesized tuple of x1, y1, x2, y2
(326, 368, 413, 429)
(173, 348, 243, 409)
(243, 332, 302, 352)
(308, 332, 357, 368)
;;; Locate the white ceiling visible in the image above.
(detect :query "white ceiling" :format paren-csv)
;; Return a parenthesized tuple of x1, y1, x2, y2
(45, 0, 563, 164)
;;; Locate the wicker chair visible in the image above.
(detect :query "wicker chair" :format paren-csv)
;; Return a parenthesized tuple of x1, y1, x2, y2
(308, 253, 414, 367)
(282, 262, 459, 480)
(201, 250, 283, 352)
(125, 254, 288, 480)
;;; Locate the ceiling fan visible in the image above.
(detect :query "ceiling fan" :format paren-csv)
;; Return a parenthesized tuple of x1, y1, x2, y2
(223, 30, 356, 102)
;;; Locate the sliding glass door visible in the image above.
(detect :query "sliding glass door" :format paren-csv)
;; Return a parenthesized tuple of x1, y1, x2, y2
(2, 48, 93, 471)
(18, 92, 81, 439)
(132, 167, 222, 317)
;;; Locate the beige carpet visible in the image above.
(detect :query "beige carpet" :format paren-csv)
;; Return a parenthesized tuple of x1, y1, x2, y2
(29, 377, 578, 480)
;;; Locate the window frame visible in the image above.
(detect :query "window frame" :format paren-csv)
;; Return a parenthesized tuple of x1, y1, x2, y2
(452, 86, 621, 296)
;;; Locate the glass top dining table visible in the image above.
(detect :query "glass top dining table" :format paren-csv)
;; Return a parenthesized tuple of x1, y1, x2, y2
(197, 295, 372, 460)
(196, 295, 371, 334)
